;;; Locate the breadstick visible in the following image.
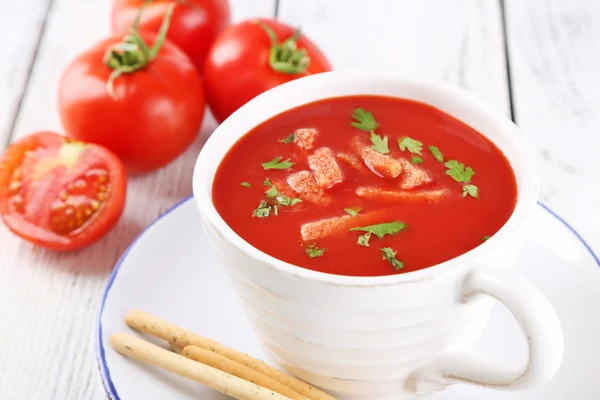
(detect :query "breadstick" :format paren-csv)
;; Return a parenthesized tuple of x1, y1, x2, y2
(125, 310, 336, 400)
(183, 345, 308, 400)
(169, 337, 184, 353)
(111, 333, 292, 400)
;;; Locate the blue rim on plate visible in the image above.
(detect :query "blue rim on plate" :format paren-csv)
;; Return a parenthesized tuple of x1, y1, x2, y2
(95, 196, 600, 400)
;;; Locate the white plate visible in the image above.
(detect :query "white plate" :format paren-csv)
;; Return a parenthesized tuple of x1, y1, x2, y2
(96, 198, 600, 399)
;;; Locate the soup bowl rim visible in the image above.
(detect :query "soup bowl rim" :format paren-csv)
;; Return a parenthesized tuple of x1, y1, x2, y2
(193, 70, 538, 287)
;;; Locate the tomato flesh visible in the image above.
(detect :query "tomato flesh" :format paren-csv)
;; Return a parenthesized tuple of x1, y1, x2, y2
(0, 132, 127, 250)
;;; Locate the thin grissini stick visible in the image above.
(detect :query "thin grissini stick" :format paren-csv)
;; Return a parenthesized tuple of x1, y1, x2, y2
(169, 339, 184, 354)
(110, 333, 292, 400)
(125, 310, 337, 400)
(183, 345, 308, 400)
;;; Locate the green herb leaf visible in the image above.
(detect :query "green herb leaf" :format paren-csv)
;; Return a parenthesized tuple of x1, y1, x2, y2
(306, 244, 325, 258)
(370, 132, 389, 154)
(411, 156, 423, 164)
(398, 137, 423, 155)
(240, 182, 252, 188)
(263, 178, 273, 186)
(262, 157, 295, 170)
(276, 195, 302, 206)
(351, 108, 379, 131)
(462, 184, 479, 199)
(380, 247, 404, 270)
(429, 145, 444, 162)
(253, 200, 271, 218)
(445, 160, 476, 183)
(279, 133, 296, 143)
(344, 206, 362, 217)
(482, 235, 492, 241)
(357, 232, 371, 247)
(349, 221, 407, 239)
(265, 186, 279, 198)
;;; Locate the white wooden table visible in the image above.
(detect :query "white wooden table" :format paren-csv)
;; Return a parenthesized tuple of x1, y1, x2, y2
(0, 0, 597, 398)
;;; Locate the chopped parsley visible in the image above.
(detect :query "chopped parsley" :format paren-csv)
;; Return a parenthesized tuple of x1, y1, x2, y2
(306, 244, 326, 258)
(240, 182, 252, 188)
(351, 108, 388, 154)
(349, 221, 407, 239)
(429, 145, 444, 162)
(445, 160, 475, 183)
(344, 206, 362, 217)
(398, 136, 423, 155)
(380, 247, 404, 270)
(263, 178, 273, 186)
(276, 195, 302, 206)
(351, 108, 379, 131)
(253, 201, 272, 218)
(370, 131, 389, 154)
(253, 184, 301, 218)
(265, 186, 279, 198)
(482, 235, 492, 241)
(357, 233, 371, 247)
(411, 156, 424, 164)
(279, 133, 296, 143)
(262, 157, 295, 170)
(462, 184, 479, 199)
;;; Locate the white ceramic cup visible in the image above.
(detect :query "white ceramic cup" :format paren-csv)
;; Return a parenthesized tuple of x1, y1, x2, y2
(193, 71, 564, 399)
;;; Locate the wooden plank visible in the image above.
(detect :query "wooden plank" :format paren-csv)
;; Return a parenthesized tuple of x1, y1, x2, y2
(0, 0, 53, 148)
(278, 0, 510, 116)
(0, 0, 275, 399)
(505, 0, 600, 252)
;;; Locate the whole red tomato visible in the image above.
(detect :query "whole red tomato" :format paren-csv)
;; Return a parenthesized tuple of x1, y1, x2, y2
(204, 18, 332, 123)
(58, 11, 205, 174)
(111, 0, 231, 72)
(0, 132, 127, 251)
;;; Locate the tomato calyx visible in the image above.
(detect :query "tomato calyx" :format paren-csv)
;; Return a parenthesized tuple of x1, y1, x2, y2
(103, 1, 175, 98)
(255, 21, 310, 75)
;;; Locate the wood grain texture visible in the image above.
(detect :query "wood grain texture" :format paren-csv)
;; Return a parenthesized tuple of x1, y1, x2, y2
(0, 0, 275, 399)
(278, 0, 511, 116)
(0, 0, 53, 148)
(505, 0, 600, 253)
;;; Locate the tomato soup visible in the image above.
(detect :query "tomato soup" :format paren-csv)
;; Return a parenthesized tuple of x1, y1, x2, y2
(212, 96, 517, 276)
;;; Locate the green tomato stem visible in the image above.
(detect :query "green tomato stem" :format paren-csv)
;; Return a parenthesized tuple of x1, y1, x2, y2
(103, 2, 175, 99)
(255, 21, 310, 75)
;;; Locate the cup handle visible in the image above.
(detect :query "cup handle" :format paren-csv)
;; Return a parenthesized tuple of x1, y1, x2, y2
(408, 266, 564, 395)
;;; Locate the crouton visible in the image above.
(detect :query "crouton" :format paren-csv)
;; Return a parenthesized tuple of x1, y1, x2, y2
(356, 187, 448, 202)
(287, 171, 332, 204)
(269, 179, 308, 212)
(294, 128, 318, 150)
(301, 210, 387, 241)
(337, 152, 364, 171)
(308, 148, 344, 188)
(352, 137, 402, 178)
(397, 159, 432, 189)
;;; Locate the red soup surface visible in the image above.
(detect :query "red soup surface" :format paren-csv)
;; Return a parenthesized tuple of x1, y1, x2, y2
(212, 95, 518, 277)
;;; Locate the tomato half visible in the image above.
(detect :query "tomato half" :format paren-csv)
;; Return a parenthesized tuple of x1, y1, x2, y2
(0, 132, 127, 251)
(204, 18, 332, 123)
(58, 31, 205, 174)
(111, 0, 231, 72)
